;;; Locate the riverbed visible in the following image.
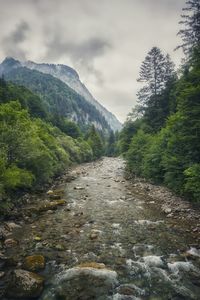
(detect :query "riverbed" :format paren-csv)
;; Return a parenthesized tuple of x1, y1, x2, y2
(1, 157, 200, 299)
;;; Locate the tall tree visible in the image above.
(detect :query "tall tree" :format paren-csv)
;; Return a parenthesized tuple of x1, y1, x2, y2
(137, 47, 167, 104)
(137, 48, 176, 131)
(177, 0, 200, 56)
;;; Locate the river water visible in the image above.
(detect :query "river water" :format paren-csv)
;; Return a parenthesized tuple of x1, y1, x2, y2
(3, 157, 200, 299)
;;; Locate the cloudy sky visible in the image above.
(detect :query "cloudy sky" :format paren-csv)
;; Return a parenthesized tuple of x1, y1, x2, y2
(0, 0, 185, 122)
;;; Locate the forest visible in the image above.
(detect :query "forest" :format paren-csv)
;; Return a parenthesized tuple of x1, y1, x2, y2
(118, 0, 200, 202)
(0, 79, 112, 214)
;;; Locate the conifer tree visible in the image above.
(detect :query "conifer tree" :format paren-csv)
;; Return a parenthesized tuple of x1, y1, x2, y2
(177, 0, 200, 56)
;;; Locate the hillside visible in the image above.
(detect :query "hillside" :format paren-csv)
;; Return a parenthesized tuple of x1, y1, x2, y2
(0, 57, 111, 133)
(22, 60, 122, 131)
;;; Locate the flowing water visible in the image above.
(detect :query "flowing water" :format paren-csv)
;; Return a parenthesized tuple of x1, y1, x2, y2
(3, 157, 200, 299)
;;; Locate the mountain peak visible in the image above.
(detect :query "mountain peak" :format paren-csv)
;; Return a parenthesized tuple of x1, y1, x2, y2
(1, 57, 21, 68)
(24, 61, 79, 80)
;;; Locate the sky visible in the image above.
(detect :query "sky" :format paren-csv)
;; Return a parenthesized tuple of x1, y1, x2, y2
(0, 0, 185, 123)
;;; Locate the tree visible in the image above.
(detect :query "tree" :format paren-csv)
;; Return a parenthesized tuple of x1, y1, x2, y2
(137, 47, 167, 104)
(87, 125, 104, 159)
(106, 131, 116, 157)
(137, 48, 176, 132)
(177, 0, 200, 56)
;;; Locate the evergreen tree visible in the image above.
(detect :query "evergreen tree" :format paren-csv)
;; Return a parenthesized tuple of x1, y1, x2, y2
(137, 48, 176, 132)
(137, 47, 167, 104)
(87, 125, 104, 159)
(106, 131, 116, 157)
(177, 0, 200, 56)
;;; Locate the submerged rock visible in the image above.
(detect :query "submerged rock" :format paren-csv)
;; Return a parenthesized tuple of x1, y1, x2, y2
(7, 269, 44, 298)
(25, 199, 65, 215)
(41, 264, 118, 300)
(4, 238, 18, 248)
(23, 255, 45, 271)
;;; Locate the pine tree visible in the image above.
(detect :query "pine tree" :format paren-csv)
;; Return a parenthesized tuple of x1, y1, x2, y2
(137, 48, 176, 131)
(137, 47, 167, 104)
(177, 0, 200, 56)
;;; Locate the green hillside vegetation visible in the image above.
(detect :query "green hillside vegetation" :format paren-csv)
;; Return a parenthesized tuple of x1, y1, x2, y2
(0, 80, 106, 214)
(119, 1, 200, 202)
(4, 65, 110, 132)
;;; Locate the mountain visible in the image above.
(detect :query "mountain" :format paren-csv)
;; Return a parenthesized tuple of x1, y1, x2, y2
(22, 60, 122, 131)
(0, 57, 112, 133)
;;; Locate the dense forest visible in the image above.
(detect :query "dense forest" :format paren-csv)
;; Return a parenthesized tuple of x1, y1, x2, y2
(0, 79, 110, 214)
(118, 0, 200, 202)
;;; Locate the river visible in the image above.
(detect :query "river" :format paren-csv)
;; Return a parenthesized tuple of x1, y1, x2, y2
(1, 157, 200, 299)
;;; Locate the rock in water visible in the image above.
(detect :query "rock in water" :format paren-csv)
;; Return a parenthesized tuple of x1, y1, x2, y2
(23, 255, 45, 272)
(41, 264, 118, 300)
(7, 269, 44, 298)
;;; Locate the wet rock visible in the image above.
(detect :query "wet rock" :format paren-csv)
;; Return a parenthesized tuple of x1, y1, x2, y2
(6, 269, 44, 298)
(46, 189, 65, 200)
(77, 262, 106, 269)
(23, 255, 45, 271)
(27, 200, 65, 215)
(0, 227, 7, 240)
(90, 232, 98, 240)
(46, 190, 53, 195)
(74, 186, 85, 190)
(4, 222, 21, 231)
(164, 208, 172, 214)
(117, 284, 144, 296)
(55, 244, 65, 251)
(40, 264, 118, 300)
(34, 236, 42, 241)
(167, 213, 173, 218)
(89, 230, 101, 240)
(4, 238, 18, 248)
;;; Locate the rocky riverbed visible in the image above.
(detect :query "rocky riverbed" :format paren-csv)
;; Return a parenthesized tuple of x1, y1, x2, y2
(0, 157, 200, 299)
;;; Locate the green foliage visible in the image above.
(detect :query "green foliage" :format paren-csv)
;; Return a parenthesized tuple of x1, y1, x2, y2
(52, 116, 81, 138)
(0, 79, 48, 119)
(0, 98, 94, 213)
(126, 130, 152, 176)
(184, 164, 200, 200)
(4, 67, 111, 133)
(121, 44, 200, 202)
(118, 121, 138, 154)
(142, 132, 166, 182)
(87, 125, 104, 159)
(3, 165, 34, 189)
(106, 131, 117, 157)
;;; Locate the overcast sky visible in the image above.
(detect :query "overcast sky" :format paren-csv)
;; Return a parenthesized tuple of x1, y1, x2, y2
(0, 0, 185, 122)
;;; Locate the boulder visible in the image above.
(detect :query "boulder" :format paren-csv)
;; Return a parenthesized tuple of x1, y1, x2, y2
(23, 255, 45, 272)
(41, 263, 118, 300)
(7, 269, 44, 298)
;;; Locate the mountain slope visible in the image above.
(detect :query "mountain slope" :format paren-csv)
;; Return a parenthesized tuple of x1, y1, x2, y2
(0, 57, 111, 132)
(22, 60, 122, 131)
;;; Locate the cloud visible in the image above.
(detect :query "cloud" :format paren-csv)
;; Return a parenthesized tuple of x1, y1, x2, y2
(44, 34, 111, 84)
(2, 21, 29, 60)
(0, 0, 185, 122)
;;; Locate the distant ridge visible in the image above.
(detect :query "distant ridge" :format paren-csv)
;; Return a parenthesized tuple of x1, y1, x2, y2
(22, 60, 122, 132)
